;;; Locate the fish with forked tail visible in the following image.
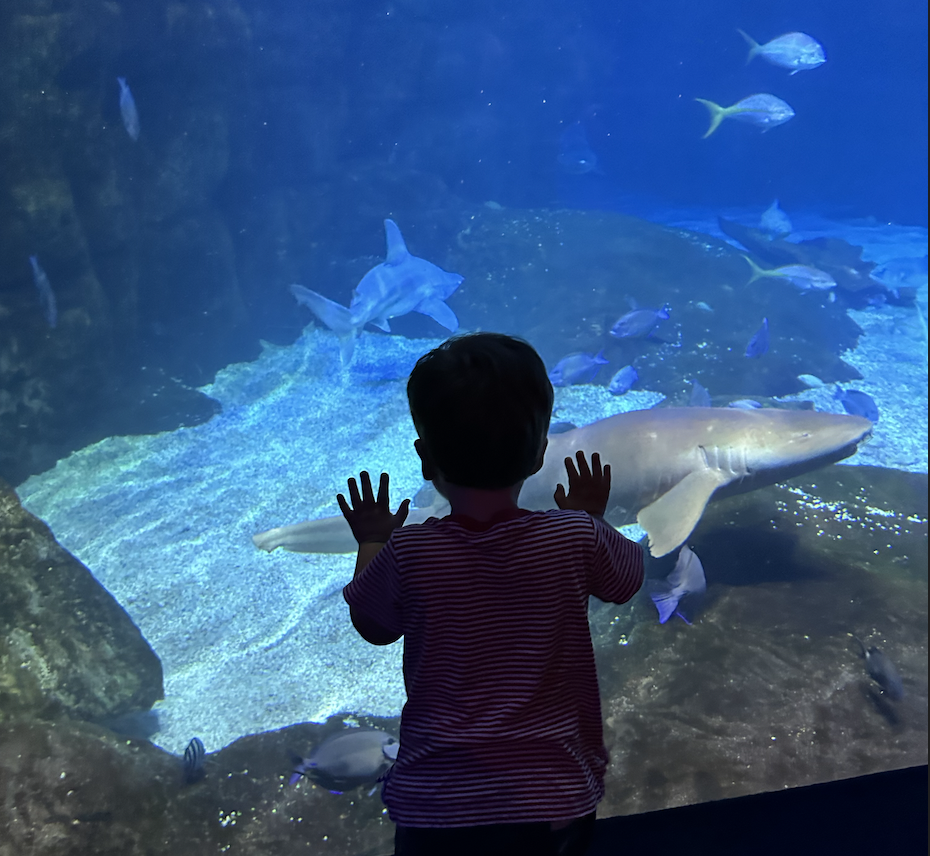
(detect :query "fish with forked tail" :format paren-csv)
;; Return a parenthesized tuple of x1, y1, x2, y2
(695, 94, 794, 138)
(737, 30, 826, 74)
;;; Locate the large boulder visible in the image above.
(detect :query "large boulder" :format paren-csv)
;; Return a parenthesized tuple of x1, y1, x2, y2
(0, 477, 163, 723)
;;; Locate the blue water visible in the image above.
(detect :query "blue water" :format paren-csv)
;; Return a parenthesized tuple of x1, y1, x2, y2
(3, 0, 927, 834)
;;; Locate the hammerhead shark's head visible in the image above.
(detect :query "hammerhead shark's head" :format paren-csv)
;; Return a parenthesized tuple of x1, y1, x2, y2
(290, 219, 463, 363)
(253, 407, 872, 558)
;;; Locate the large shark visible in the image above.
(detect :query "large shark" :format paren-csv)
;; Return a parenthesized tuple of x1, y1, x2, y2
(252, 407, 872, 558)
(290, 219, 463, 363)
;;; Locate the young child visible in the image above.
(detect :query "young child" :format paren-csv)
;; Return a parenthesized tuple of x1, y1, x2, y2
(339, 332, 644, 856)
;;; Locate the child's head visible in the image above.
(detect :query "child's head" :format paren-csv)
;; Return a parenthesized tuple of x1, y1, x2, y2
(407, 333, 553, 490)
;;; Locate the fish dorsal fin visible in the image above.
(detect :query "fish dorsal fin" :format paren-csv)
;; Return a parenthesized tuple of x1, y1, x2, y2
(383, 219, 410, 266)
(637, 467, 731, 557)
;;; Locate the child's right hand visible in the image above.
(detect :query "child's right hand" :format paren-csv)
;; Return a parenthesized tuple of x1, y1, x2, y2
(553, 450, 611, 517)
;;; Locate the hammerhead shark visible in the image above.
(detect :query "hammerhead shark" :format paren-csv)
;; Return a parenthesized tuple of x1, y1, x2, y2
(290, 219, 463, 363)
(252, 407, 872, 558)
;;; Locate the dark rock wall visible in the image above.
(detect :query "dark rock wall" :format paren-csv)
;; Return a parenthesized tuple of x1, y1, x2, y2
(0, 477, 163, 722)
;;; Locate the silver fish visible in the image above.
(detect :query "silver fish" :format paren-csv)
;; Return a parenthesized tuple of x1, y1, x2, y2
(695, 94, 795, 138)
(290, 729, 399, 792)
(117, 77, 140, 141)
(650, 545, 706, 624)
(743, 256, 836, 291)
(737, 30, 826, 75)
(607, 365, 638, 395)
(28, 255, 57, 328)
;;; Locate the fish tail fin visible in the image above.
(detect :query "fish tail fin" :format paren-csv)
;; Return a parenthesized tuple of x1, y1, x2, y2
(736, 29, 759, 63)
(290, 284, 360, 364)
(742, 255, 767, 284)
(694, 98, 727, 139)
(650, 589, 682, 625)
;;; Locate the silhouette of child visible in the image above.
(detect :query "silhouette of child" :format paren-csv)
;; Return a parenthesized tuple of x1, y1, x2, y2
(340, 332, 644, 856)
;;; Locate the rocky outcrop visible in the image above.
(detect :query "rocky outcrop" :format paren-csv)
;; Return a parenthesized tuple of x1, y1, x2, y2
(0, 477, 163, 723)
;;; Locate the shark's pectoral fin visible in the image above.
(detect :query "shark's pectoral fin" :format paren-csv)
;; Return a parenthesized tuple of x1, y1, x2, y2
(415, 298, 459, 332)
(369, 317, 392, 333)
(637, 468, 731, 558)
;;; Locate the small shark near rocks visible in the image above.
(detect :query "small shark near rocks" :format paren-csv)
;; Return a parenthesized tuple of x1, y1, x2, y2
(291, 219, 463, 363)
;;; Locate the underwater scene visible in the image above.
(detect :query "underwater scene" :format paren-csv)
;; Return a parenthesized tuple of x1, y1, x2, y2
(0, 0, 926, 853)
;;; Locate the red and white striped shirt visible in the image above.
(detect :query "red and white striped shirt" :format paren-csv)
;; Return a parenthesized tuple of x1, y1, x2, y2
(343, 507, 643, 827)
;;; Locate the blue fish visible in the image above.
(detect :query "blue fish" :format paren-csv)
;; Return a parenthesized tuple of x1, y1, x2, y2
(290, 729, 399, 793)
(650, 545, 706, 624)
(28, 255, 57, 328)
(759, 200, 792, 238)
(744, 318, 769, 358)
(557, 121, 600, 175)
(835, 388, 880, 423)
(695, 94, 795, 138)
(737, 30, 826, 74)
(689, 380, 712, 407)
(853, 636, 904, 700)
(117, 77, 140, 141)
(182, 737, 206, 785)
(607, 365, 638, 395)
(610, 304, 670, 339)
(548, 351, 609, 387)
(291, 220, 463, 363)
(728, 399, 763, 410)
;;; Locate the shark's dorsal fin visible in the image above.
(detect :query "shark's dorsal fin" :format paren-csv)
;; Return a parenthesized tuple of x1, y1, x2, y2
(384, 219, 410, 267)
(637, 467, 731, 557)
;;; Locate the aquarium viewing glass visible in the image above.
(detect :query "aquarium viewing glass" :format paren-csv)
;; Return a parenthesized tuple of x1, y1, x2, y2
(0, 0, 926, 853)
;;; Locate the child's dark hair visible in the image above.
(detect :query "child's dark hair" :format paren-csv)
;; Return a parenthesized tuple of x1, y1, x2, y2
(407, 333, 554, 490)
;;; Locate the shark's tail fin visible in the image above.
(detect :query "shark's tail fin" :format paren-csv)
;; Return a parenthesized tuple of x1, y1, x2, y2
(290, 284, 359, 363)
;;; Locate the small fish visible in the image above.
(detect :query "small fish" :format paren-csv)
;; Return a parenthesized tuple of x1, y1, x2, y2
(695, 94, 795, 138)
(608, 365, 638, 395)
(759, 200, 792, 238)
(182, 737, 206, 785)
(557, 121, 600, 175)
(28, 256, 57, 328)
(610, 304, 671, 339)
(743, 256, 837, 291)
(744, 317, 769, 358)
(835, 388, 880, 423)
(117, 77, 140, 141)
(737, 30, 826, 74)
(548, 351, 609, 387)
(853, 636, 904, 700)
(650, 545, 706, 624)
(290, 729, 399, 792)
(797, 374, 826, 388)
(870, 255, 928, 289)
(689, 380, 712, 407)
(694, 301, 714, 313)
(728, 399, 763, 410)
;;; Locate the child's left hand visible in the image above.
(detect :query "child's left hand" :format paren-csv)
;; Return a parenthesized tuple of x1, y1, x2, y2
(337, 471, 411, 544)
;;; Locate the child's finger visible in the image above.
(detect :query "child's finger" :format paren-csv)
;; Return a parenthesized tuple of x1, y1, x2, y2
(337, 493, 351, 517)
(359, 470, 375, 503)
(377, 472, 391, 506)
(574, 450, 591, 478)
(347, 477, 361, 506)
(563, 456, 578, 481)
